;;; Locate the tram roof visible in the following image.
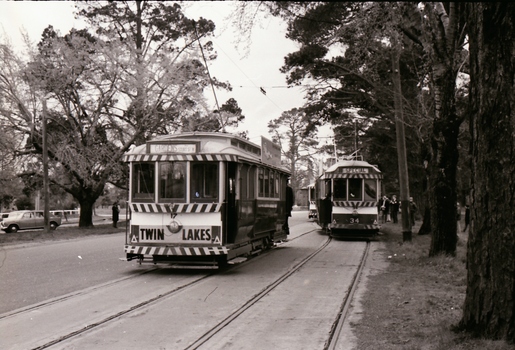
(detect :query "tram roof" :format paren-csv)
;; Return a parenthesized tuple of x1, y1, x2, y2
(124, 132, 290, 174)
(322, 159, 382, 179)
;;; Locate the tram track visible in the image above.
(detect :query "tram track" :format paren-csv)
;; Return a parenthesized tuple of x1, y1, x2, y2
(185, 238, 371, 350)
(0, 267, 159, 321)
(2, 226, 369, 350)
(185, 232, 332, 349)
(1, 227, 319, 350)
(50, 231, 324, 350)
(31, 273, 214, 350)
(325, 240, 371, 350)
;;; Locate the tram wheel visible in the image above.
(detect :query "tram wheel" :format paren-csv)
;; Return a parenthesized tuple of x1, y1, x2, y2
(263, 237, 272, 250)
(217, 256, 228, 268)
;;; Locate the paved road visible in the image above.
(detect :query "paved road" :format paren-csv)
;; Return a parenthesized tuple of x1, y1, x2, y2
(0, 211, 309, 315)
(0, 211, 384, 349)
(0, 233, 153, 315)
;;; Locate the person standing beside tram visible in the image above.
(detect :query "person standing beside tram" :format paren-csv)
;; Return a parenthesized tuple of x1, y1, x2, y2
(379, 195, 390, 223)
(409, 196, 418, 226)
(112, 201, 120, 228)
(390, 195, 400, 223)
(283, 179, 294, 235)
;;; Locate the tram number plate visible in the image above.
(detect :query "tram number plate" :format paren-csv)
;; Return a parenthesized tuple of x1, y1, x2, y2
(350, 218, 360, 224)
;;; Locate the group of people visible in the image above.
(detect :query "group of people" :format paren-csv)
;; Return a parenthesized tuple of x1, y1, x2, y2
(378, 195, 418, 226)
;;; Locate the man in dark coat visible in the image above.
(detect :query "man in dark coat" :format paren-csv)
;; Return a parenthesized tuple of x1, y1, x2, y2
(284, 180, 294, 234)
(112, 201, 120, 228)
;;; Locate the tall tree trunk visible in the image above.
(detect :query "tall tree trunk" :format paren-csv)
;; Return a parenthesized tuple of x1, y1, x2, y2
(74, 184, 104, 228)
(460, 3, 515, 341)
(403, 2, 465, 256)
(78, 198, 95, 228)
(417, 206, 431, 235)
(423, 2, 464, 256)
(392, 34, 412, 241)
(427, 84, 460, 255)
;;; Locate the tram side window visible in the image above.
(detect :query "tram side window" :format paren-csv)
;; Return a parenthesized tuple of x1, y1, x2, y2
(272, 172, 278, 198)
(348, 178, 363, 200)
(191, 163, 218, 201)
(249, 166, 256, 199)
(364, 179, 377, 201)
(258, 167, 278, 198)
(159, 162, 186, 201)
(333, 179, 347, 200)
(132, 162, 155, 201)
(258, 168, 264, 197)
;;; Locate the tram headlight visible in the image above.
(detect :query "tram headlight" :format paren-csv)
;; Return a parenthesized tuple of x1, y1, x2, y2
(352, 209, 359, 217)
(167, 220, 182, 234)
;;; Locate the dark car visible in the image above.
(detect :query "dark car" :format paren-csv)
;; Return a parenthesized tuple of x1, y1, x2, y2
(0, 210, 62, 233)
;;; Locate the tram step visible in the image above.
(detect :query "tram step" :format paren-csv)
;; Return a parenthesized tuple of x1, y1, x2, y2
(228, 257, 247, 264)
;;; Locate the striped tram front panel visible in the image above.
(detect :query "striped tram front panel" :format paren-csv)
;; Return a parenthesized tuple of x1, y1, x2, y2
(325, 172, 382, 179)
(125, 245, 228, 256)
(123, 153, 238, 163)
(131, 202, 222, 214)
(333, 201, 378, 208)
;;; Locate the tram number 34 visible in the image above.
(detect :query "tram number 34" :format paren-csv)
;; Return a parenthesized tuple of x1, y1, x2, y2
(350, 218, 360, 224)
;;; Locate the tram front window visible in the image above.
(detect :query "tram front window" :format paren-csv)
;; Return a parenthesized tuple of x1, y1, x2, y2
(364, 179, 377, 201)
(333, 179, 347, 200)
(348, 178, 363, 200)
(191, 163, 218, 202)
(132, 162, 155, 201)
(159, 162, 186, 201)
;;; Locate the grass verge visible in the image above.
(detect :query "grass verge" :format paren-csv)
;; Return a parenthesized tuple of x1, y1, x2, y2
(0, 220, 127, 246)
(352, 221, 513, 349)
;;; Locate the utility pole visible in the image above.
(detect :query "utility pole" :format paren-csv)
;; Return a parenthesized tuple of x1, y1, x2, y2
(42, 100, 50, 232)
(354, 120, 358, 153)
(392, 34, 412, 242)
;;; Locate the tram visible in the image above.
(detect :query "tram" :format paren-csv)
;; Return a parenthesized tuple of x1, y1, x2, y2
(307, 183, 317, 220)
(122, 132, 291, 267)
(315, 155, 382, 238)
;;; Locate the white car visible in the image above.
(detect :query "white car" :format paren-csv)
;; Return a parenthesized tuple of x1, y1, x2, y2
(0, 210, 62, 233)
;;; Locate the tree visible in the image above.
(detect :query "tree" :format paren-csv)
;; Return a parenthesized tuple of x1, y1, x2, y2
(403, 3, 468, 256)
(0, 2, 226, 227)
(268, 107, 318, 195)
(0, 128, 24, 210)
(179, 97, 244, 132)
(459, 2, 515, 342)
(261, 2, 468, 255)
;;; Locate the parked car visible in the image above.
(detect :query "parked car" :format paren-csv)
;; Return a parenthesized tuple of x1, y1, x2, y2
(0, 212, 9, 223)
(0, 210, 62, 233)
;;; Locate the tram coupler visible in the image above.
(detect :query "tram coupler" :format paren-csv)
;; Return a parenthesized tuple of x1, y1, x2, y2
(125, 253, 144, 262)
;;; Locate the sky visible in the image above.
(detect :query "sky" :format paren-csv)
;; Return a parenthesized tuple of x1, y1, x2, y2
(0, 1, 322, 144)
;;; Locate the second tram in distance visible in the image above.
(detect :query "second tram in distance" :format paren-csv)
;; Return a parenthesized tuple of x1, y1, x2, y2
(314, 156, 382, 238)
(122, 132, 291, 267)
(307, 183, 317, 220)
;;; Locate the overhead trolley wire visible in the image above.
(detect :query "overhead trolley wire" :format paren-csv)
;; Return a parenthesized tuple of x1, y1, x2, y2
(210, 39, 300, 113)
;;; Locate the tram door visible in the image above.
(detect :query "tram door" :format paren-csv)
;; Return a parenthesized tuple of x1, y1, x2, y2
(317, 178, 333, 226)
(226, 162, 238, 243)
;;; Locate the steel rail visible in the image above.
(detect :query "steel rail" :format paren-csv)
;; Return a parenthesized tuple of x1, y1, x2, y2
(185, 231, 331, 350)
(325, 241, 371, 350)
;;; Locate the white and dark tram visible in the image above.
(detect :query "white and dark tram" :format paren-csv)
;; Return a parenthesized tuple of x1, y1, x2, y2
(122, 132, 291, 267)
(315, 156, 382, 238)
